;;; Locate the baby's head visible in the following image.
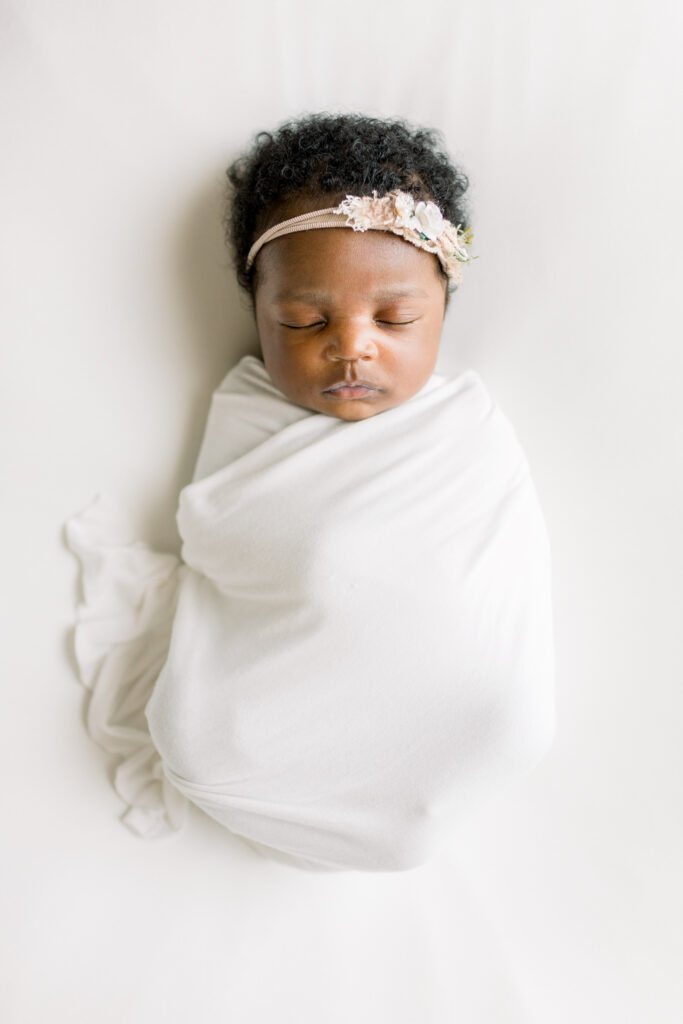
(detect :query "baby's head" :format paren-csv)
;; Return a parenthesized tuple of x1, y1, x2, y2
(224, 112, 473, 421)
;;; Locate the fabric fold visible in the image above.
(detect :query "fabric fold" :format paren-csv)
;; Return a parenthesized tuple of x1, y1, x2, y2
(64, 491, 189, 838)
(142, 356, 556, 872)
(63, 355, 556, 871)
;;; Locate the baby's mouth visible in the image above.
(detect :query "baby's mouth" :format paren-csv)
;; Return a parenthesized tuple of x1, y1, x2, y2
(323, 384, 379, 399)
(323, 377, 383, 396)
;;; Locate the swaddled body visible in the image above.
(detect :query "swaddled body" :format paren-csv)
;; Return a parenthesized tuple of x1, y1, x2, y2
(144, 355, 556, 872)
(65, 112, 557, 872)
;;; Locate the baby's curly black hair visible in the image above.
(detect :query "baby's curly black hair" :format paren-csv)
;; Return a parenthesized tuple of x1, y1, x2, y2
(223, 111, 472, 311)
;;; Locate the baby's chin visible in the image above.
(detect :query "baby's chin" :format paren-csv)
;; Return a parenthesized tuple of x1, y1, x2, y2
(298, 391, 396, 421)
(322, 406, 385, 421)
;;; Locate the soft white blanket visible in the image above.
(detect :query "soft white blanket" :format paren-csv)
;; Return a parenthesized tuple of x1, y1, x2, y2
(65, 354, 556, 872)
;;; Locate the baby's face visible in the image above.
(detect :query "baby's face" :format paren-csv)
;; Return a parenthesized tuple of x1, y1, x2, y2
(253, 201, 448, 421)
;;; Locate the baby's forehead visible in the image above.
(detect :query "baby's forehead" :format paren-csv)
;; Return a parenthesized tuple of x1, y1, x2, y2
(256, 226, 443, 300)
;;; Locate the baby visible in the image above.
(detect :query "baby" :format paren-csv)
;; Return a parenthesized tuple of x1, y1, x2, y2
(66, 112, 556, 874)
(223, 111, 475, 420)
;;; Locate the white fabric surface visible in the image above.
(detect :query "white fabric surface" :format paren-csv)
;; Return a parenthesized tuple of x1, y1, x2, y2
(5, 1, 682, 1020)
(63, 493, 189, 838)
(65, 354, 556, 872)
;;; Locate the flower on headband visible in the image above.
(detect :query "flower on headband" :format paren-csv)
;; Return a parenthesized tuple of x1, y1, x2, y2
(392, 191, 415, 227)
(333, 194, 370, 230)
(334, 189, 476, 283)
(413, 201, 445, 240)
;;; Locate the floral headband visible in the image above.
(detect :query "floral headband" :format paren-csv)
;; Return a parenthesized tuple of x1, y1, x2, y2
(245, 189, 477, 284)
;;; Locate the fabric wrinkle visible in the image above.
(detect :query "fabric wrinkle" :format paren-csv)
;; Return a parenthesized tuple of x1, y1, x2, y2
(63, 355, 556, 870)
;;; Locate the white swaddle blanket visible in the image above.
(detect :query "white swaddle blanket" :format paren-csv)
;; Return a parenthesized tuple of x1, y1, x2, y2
(65, 354, 556, 873)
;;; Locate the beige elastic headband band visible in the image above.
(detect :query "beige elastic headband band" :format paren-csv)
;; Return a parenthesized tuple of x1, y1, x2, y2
(244, 190, 477, 284)
(245, 209, 350, 271)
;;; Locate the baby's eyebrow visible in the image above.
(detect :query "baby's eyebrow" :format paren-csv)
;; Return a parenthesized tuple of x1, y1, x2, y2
(275, 287, 429, 303)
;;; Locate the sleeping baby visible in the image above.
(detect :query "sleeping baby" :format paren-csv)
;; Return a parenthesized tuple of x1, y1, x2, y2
(65, 112, 556, 873)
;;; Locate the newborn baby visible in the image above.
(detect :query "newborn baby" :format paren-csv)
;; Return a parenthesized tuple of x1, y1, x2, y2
(65, 112, 557, 872)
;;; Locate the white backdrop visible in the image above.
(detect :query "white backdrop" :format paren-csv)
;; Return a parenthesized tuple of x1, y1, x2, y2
(2, 1, 682, 1021)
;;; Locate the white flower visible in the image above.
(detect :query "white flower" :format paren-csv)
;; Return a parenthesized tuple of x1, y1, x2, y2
(413, 201, 445, 240)
(392, 191, 415, 227)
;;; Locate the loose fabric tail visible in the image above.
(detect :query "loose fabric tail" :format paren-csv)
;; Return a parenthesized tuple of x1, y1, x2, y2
(64, 491, 189, 838)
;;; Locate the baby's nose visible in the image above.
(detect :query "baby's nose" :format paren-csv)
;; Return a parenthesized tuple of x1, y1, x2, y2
(326, 318, 379, 359)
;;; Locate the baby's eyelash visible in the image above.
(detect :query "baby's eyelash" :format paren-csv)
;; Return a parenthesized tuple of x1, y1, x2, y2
(281, 322, 325, 330)
(280, 320, 418, 329)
